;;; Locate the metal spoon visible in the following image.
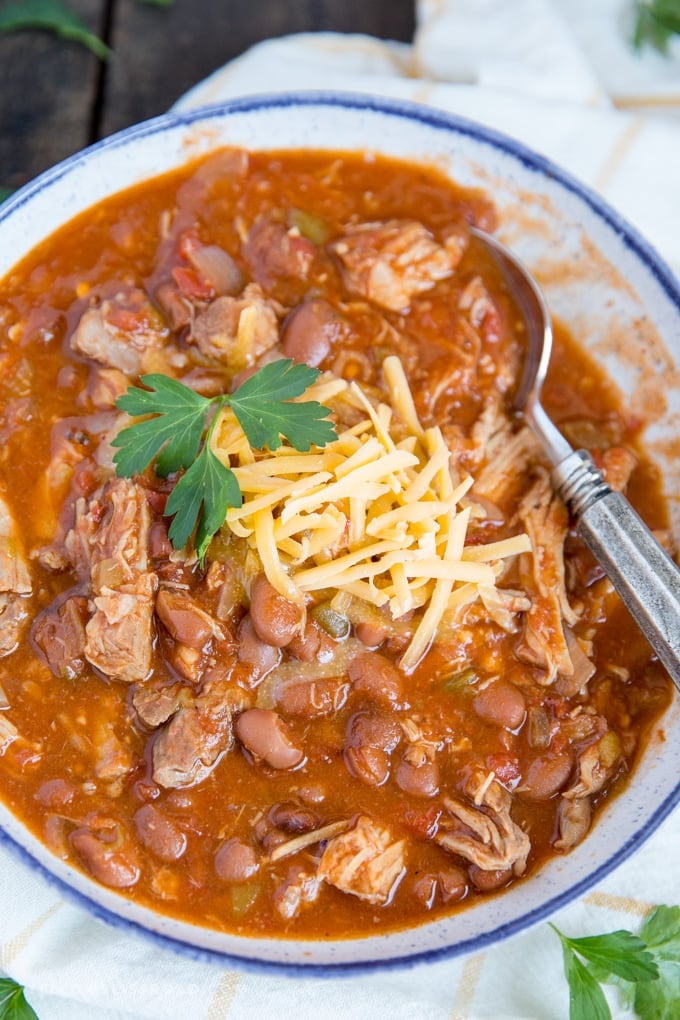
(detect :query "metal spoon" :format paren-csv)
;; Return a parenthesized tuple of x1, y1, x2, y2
(470, 225, 680, 689)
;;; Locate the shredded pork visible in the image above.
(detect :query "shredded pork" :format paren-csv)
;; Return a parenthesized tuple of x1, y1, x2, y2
(331, 220, 463, 312)
(318, 815, 406, 905)
(436, 770, 530, 876)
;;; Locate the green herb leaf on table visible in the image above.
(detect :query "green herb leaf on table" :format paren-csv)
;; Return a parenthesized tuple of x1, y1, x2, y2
(634, 906, 680, 1020)
(113, 360, 336, 561)
(0, 977, 39, 1020)
(561, 947, 612, 1020)
(633, 0, 680, 53)
(0, 188, 13, 205)
(555, 927, 659, 984)
(551, 912, 680, 1020)
(639, 904, 680, 960)
(0, 0, 110, 59)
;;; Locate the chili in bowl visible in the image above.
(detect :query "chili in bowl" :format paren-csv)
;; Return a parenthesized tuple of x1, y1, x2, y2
(0, 93, 678, 973)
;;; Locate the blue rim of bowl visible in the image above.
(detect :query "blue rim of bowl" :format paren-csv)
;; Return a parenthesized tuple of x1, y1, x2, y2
(0, 90, 679, 977)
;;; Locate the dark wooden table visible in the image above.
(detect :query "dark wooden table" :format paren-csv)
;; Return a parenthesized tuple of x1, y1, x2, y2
(0, 0, 415, 195)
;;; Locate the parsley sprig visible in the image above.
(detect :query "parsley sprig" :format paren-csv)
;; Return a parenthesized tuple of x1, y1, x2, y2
(552, 905, 680, 1020)
(112, 359, 336, 562)
(0, 0, 173, 59)
(0, 977, 38, 1020)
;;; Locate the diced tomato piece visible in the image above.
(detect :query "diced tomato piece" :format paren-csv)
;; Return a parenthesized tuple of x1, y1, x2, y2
(171, 266, 214, 301)
(107, 307, 147, 332)
(177, 230, 202, 260)
(485, 754, 521, 789)
(403, 804, 442, 840)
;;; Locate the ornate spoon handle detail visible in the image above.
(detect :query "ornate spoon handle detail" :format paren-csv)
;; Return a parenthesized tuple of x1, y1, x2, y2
(554, 450, 680, 689)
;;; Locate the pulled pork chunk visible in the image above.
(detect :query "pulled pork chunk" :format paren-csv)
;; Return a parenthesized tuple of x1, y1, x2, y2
(0, 596, 29, 657)
(70, 289, 181, 377)
(563, 731, 622, 800)
(132, 681, 192, 729)
(190, 283, 279, 368)
(554, 796, 592, 852)
(318, 815, 406, 905)
(551, 729, 621, 852)
(32, 595, 88, 680)
(86, 574, 157, 683)
(598, 446, 637, 492)
(243, 219, 316, 290)
(0, 494, 32, 595)
(436, 769, 530, 877)
(0, 492, 32, 656)
(517, 471, 578, 683)
(62, 478, 158, 683)
(474, 414, 540, 503)
(273, 865, 322, 920)
(331, 219, 463, 313)
(152, 678, 251, 789)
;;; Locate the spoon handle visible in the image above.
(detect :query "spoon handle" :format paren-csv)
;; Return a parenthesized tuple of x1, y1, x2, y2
(552, 450, 680, 689)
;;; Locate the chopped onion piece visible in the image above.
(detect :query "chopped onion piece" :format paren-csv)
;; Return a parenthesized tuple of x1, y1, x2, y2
(187, 245, 243, 296)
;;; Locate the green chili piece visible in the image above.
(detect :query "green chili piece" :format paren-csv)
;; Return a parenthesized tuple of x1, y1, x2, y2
(311, 603, 351, 640)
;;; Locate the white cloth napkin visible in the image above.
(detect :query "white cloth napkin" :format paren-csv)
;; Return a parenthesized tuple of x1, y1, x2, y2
(2, 3, 680, 1017)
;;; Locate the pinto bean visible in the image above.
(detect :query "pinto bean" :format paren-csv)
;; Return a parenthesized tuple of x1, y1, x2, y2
(134, 803, 187, 862)
(522, 753, 573, 801)
(355, 621, 389, 647)
(345, 711, 402, 753)
(269, 802, 320, 834)
(412, 874, 438, 908)
(235, 708, 303, 769)
(276, 676, 349, 718)
(214, 837, 259, 882)
(156, 589, 216, 649)
(344, 745, 390, 787)
(287, 620, 334, 662)
(71, 830, 140, 889)
(249, 574, 303, 648)
(238, 615, 280, 677)
(473, 680, 526, 730)
(395, 758, 439, 798)
(348, 651, 404, 707)
(439, 866, 468, 903)
(148, 519, 173, 559)
(468, 865, 513, 892)
(35, 778, 76, 809)
(282, 298, 345, 367)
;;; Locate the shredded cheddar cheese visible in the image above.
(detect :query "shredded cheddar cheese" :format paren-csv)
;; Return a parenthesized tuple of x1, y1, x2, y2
(212, 355, 530, 671)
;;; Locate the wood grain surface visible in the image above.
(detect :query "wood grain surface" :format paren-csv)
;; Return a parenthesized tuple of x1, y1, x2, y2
(0, 0, 415, 192)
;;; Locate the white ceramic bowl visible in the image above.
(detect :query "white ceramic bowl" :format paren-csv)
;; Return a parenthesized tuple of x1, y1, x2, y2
(0, 92, 679, 975)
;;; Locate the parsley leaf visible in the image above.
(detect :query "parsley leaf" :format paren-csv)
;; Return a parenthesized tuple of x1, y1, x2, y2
(115, 375, 211, 477)
(165, 444, 241, 563)
(0, 188, 13, 205)
(113, 360, 335, 561)
(639, 905, 680, 960)
(227, 359, 337, 451)
(634, 906, 680, 1020)
(561, 947, 612, 1020)
(554, 927, 658, 984)
(0, 0, 110, 59)
(552, 922, 661, 1020)
(0, 977, 39, 1020)
(633, 0, 680, 53)
(635, 959, 680, 1020)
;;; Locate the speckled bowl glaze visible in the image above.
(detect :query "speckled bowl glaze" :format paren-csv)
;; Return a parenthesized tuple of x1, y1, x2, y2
(0, 92, 679, 975)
